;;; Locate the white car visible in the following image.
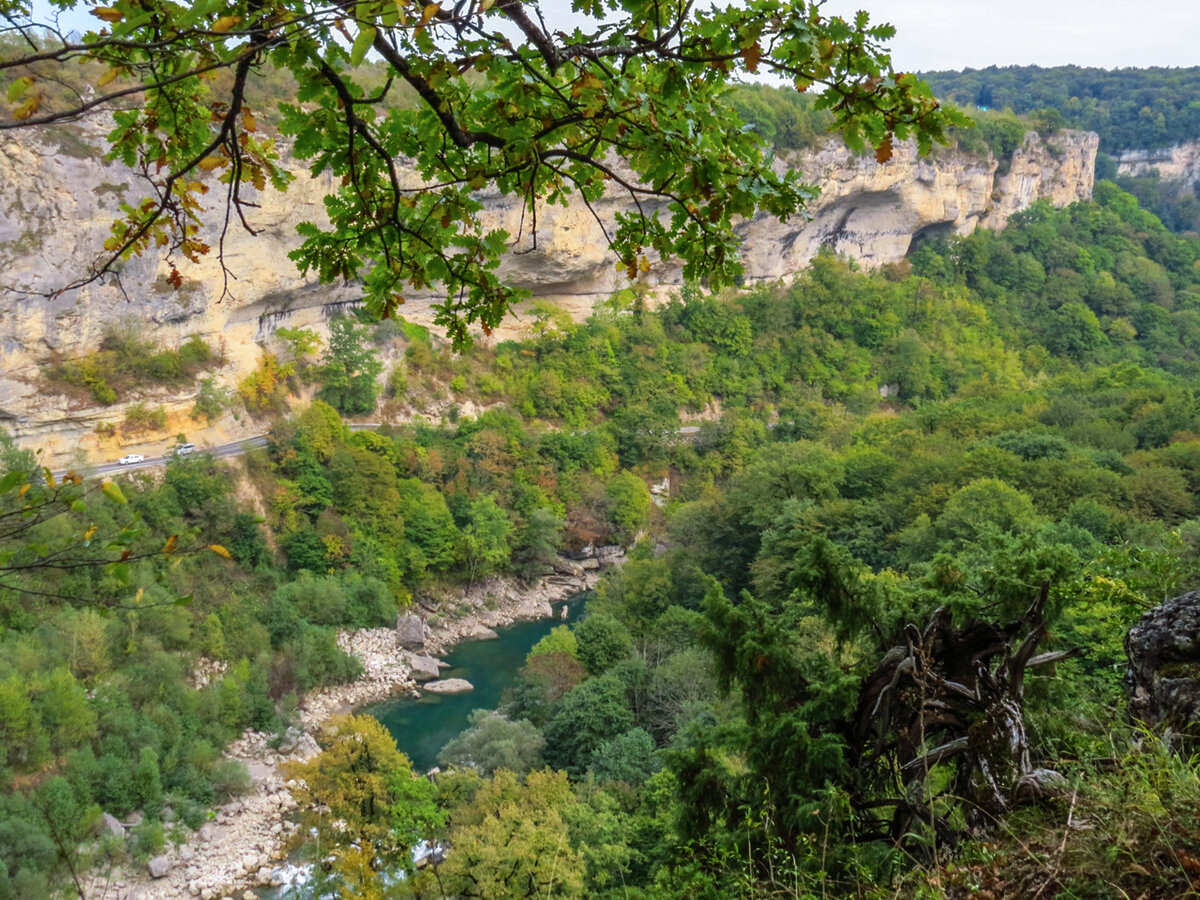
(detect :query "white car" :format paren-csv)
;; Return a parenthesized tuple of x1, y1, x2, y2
(118, 454, 145, 466)
(168, 443, 197, 458)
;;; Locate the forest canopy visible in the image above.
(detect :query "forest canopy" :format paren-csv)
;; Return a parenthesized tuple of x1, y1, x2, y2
(920, 65, 1200, 152)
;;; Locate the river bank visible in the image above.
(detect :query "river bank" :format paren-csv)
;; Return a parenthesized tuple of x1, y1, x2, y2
(81, 564, 614, 900)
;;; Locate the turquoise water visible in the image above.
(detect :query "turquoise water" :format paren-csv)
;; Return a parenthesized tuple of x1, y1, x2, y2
(364, 595, 586, 771)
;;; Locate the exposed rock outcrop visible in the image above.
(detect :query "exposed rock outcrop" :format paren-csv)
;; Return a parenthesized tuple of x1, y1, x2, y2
(0, 119, 1096, 463)
(1126, 590, 1200, 737)
(737, 130, 1097, 282)
(1116, 141, 1200, 189)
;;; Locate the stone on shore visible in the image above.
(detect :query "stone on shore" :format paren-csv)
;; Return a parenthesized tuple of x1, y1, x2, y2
(100, 812, 125, 837)
(552, 558, 585, 577)
(408, 654, 442, 681)
(468, 624, 499, 640)
(397, 614, 431, 650)
(147, 855, 173, 879)
(423, 678, 474, 694)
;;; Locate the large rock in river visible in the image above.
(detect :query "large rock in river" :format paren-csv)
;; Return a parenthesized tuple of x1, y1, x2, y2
(423, 678, 474, 695)
(1126, 590, 1200, 736)
(408, 654, 442, 681)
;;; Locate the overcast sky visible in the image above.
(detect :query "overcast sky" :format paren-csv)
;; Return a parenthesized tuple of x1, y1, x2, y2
(784, 0, 1200, 71)
(31, 0, 1200, 71)
(532, 0, 1200, 71)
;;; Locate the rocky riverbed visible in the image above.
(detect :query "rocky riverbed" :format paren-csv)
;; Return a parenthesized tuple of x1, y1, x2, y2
(80, 563, 612, 899)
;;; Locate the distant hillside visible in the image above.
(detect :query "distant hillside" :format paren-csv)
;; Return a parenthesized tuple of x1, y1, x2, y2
(919, 65, 1200, 153)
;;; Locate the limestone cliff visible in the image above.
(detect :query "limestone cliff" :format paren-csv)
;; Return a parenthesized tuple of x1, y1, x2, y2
(1116, 141, 1200, 188)
(0, 119, 1096, 462)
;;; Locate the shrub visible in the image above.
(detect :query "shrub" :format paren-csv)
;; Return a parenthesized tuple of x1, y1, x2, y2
(44, 326, 222, 404)
(121, 402, 168, 435)
(191, 376, 232, 423)
(238, 352, 295, 414)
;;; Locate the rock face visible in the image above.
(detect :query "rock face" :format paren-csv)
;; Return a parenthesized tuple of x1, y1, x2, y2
(1126, 591, 1200, 735)
(737, 130, 1097, 282)
(0, 117, 1095, 461)
(1116, 141, 1200, 189)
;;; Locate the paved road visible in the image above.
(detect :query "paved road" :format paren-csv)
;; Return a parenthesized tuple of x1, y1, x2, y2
(56, 422, 704, 479)
(53, 424, 385, 479)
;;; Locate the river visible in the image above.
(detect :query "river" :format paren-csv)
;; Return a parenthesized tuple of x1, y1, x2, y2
(363, 594, 587, 771)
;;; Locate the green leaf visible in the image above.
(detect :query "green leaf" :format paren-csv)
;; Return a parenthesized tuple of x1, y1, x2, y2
(0, 471, 23, 495)
(174, 594, 194, 606)
(7, 76, 34, 104)
(350, 26, 376, 67)
(100, 481, 128, 504)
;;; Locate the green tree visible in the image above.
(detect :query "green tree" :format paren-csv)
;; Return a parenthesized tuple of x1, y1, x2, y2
(440, 768, 585, 900)
(603, 472, 653, 544)
(3, 1, 962, 345)
(285, 715, 443, 891)
(35, 669, 96, 756)
(573, 614, 635, 677)
(933, 477, 1043, 548)
(543, 675, 635, 777)
(316, 317, 384, 416)
(459, 496, 513, 582)
(527, 626, 578, 662)
(589, 727, 662, 786)
(396, 478, 459, 574)
(438, 710, 545, 775)
(0, 678, 39, 770)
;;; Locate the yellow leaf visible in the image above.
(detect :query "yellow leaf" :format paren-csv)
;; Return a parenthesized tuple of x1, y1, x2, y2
(208, 543, 232, 559)
(17, 483, 30, 498)
(83, 525, 98, 542)
(198, 156, 226, 171)
(162, 534, 178, 555)
(100, 481, 128, 505)
(241, 109, 257, 132)
(418, 2, 440, 27)
(212, 15, 242, 34)
(12, 94, 40, 121)
(91, 6, 124, 23)
(97, 67, 121, 88)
